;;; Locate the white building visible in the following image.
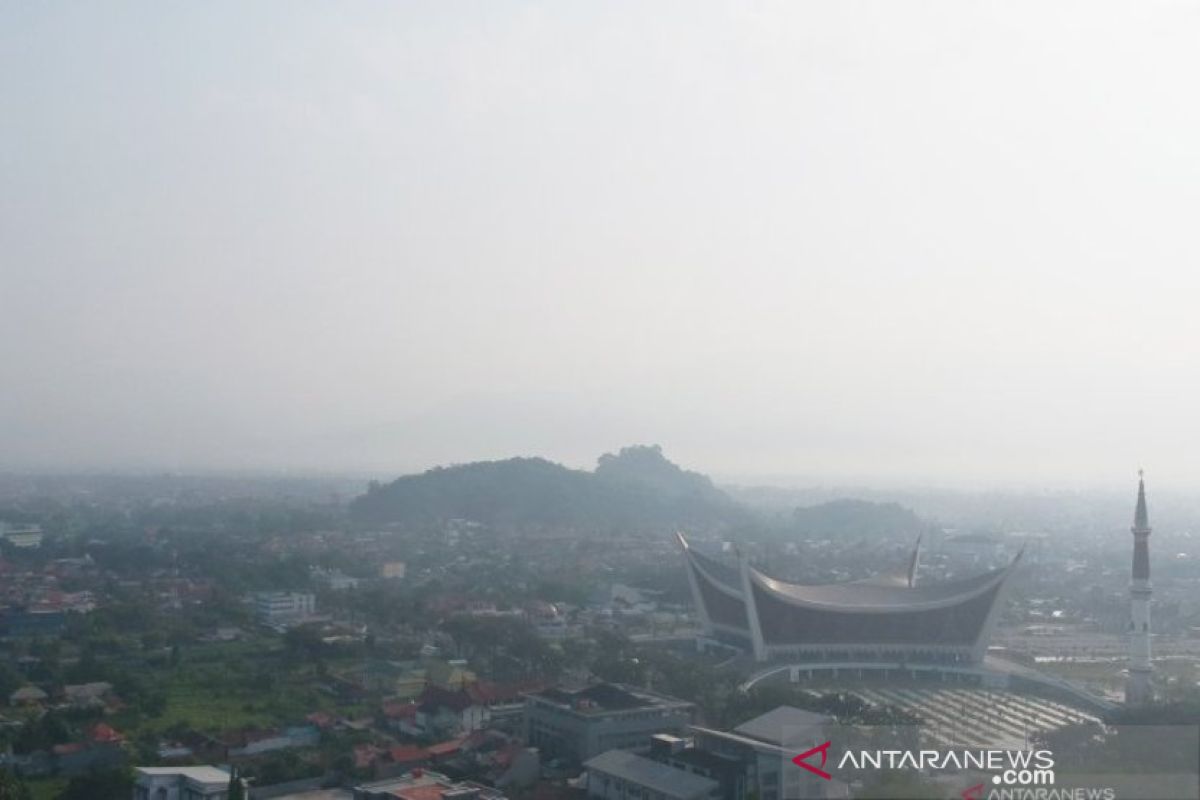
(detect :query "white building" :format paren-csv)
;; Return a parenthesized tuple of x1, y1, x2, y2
(63, 681, 113, 709)
(310, 567, 361, 591)
(381, 561, 407, 580)
(254, 592, 316, 627)
(2, 523, 44, 549)
(133, 766, 236, 800)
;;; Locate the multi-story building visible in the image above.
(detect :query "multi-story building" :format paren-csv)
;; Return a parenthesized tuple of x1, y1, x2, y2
(685, 707, 830, 800)
(133, 766, 236, 800)
(524, 683, 694, 765)
(584, 706, 831, 800)
(1, 524, 44, 549)
(254, 592, 316, 627)
(311, 567, 361, 591)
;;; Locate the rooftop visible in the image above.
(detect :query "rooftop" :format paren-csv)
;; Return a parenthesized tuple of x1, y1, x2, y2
(355, 771, 503, 800)
(661, 745, 740, 775)
(731, 706, 828, 747)
(753, 562, 1012, 609)
(681, 532, 1019, 611)
(529, 682, 688, 714)
(136, 765, 232, 785)
(586, 750, 718, 800)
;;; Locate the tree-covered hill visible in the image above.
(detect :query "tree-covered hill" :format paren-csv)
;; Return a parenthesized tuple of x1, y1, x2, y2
(788, 498, 925, 540)
(349, 445, 747, 530)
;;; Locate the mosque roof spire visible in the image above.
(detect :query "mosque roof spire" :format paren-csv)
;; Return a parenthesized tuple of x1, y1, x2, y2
(1134, 469, 1149, 532)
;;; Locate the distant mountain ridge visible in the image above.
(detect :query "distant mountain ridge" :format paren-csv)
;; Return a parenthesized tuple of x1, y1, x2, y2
(350, 445, 931, 539)
(789, 498, 925, 540)
(349, 445, 746, 530)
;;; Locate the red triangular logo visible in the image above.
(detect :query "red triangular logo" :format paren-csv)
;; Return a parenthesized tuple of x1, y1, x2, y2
(792, 741, 832, 781)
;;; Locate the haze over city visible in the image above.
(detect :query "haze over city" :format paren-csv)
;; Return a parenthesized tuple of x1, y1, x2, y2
(7, 5, 1200, 800)
(4, 2, 1200, 486)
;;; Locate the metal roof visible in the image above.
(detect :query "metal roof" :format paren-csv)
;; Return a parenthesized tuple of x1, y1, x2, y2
(585, 750, 718, 800)
(732, 706, 828, 746)
(750, 561, 1015, 611)
(679, 532, 1020, 613)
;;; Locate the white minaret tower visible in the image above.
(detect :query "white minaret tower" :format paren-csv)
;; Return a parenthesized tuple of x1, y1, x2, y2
(1125, 470, 1153, 706)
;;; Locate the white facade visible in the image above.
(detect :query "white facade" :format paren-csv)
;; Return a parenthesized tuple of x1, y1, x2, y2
(254, 592, 316, 625)
(415, 703, 489, 737)
(2, 524, 43, 548)
(133, 766, 233, 800)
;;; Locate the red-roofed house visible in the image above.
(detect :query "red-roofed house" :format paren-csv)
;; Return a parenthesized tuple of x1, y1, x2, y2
(382, 700, 420, 735)
(466, 679, 546, 706)
(426, 736, 467, 760)
(89, 723, 125, 744)
(412, 687, 488, 738)
(395, 783, 447, 800)
(51, 731, 126, 775)
(383, 700, 419, 719)
(389, 745, 430, 770)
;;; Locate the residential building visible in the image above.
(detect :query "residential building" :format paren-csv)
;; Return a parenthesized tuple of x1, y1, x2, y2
(53, 726, 126, 776)
(63, 681, 115, 709)
(400, 680, 534, 738)
(411, 687, 488, 738)
(9, 685, 48, 706)
(425, 660, 476, 691)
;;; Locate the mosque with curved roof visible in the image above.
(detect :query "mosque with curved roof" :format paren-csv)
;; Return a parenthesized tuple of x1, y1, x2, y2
(678, 532, 1021, 664)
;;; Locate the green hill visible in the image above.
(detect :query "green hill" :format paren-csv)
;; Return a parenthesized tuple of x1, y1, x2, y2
(788, 498, 924, 540)
(350, 445, 746, 530)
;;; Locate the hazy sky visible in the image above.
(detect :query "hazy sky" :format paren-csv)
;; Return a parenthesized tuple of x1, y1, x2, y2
(3, 2, 1200, 486)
